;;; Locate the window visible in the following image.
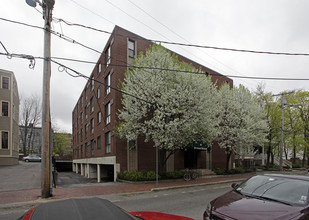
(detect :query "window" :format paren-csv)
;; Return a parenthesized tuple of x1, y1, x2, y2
(81, 112, 83, 124)
(2, 77, 9, 89)
(1, 131, 8, 149)
(97, 63, 102, 75)
(105, 102, 111, 125)
(128, 40, 135, 58)
(80, 145, 83, 157)
(105, 45, 111, 67)
(84, 88, 87, 100)
(97, 111, 101, 124)
(90, 118, 94, 134)
(91, 140, 95, 156)
(105, 73, 110, 95)
(85, 106, 88, 120)
(97, 87, 101, 99)
(85, 124, 88, 138)
(2, 101, 8, 116)
(85, 143, 87, 158)
(105, 132, 111, 153)
(91, 76, 94, 91)
(90, 97, 94, 113)
(97, 135, 101, 149)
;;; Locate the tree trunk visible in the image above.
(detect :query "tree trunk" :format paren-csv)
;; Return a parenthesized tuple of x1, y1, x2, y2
(226, 148, 231, 170)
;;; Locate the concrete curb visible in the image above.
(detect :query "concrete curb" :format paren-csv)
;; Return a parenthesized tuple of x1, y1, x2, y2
(151, 178, 248, 191)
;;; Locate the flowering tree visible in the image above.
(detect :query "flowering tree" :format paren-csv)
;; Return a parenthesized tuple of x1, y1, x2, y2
(117, 44, 220, 165)
(217, 84, 268, 169)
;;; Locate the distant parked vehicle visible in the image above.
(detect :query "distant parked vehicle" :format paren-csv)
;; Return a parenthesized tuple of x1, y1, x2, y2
(22, 155, 41, 162)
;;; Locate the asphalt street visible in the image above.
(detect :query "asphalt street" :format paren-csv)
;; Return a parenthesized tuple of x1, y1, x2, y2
(0, 161, 41, 192)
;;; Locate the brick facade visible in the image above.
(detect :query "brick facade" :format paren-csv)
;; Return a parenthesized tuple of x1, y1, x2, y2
(72, 26, 233, 181)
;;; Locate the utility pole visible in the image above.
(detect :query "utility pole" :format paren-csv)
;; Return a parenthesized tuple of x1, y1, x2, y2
(26, 0, 55, 198)
(279, 93, 286, 171)
(41, 0, 54, 198)
(273, 91, 292, 171)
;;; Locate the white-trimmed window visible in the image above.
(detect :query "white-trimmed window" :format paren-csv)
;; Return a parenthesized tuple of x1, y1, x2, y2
(97, 111, 101, 124)
(1, 101, 9, 117)
(2, 77, 9, 89)
(105, 102, 111, 125)
(1, 131, 8, 149)
(128, 40, 135, 58)
(105, 73, 110, 95)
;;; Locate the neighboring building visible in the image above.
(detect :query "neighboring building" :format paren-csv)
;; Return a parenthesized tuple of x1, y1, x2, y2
(19, 126, 42, 155)
(72, 26, 233, 181)
(0, 69, 19, 165)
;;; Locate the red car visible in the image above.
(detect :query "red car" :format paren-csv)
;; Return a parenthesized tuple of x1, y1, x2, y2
(204, 174, 309, 220)
(19, 197, 193, 220)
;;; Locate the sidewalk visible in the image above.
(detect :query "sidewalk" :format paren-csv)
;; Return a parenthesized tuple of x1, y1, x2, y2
(0, 173, 253, 207)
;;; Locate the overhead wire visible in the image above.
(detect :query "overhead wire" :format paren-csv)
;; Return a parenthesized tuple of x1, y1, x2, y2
(50, 59, 153, 104)
(50, 56, 309, 81)
(2, 16, 309, 57)
(1, 36, 309, 81)
(125, 0, 259, 89)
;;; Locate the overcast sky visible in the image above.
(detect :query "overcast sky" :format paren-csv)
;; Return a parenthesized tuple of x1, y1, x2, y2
(1, 0, 309, 133)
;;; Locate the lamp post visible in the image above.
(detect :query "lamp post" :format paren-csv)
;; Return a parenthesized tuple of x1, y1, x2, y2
(26, 0, 55, 198)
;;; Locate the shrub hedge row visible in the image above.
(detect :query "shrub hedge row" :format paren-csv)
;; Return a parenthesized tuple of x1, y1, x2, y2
(117, 170, 186, 181)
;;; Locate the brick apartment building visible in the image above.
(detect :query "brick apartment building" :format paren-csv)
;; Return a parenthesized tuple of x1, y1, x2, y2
(72, 26, 233, 182)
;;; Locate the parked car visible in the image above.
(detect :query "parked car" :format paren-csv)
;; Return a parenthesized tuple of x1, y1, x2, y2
(22, 155, 41, 162)
(204, 174, 309, 220)
(19, 197, 193, 220)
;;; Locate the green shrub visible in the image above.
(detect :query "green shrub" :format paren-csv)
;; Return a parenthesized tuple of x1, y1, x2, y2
(117, 170, 158, 181)
(214, 168, 225, 175)
(164, 170, 185, 179)
(292, 163, 302, 168)
(214, 167, 246, 175)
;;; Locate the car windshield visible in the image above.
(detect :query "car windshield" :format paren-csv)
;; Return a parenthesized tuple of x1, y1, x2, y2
(235, 175, 309, 206)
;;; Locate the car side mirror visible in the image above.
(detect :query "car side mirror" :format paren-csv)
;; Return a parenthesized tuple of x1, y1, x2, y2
(231, 183, 238, 189)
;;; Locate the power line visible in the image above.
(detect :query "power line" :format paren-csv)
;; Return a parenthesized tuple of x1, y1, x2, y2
(50, 59, 153, 104)
(51, 17, 309, 57)
(50, 56, 309, 81)
(3, 16, 309, 57)
(125, 0, 256, 87)
(1, 49, 309, 81)
(68, 0, 114, 25)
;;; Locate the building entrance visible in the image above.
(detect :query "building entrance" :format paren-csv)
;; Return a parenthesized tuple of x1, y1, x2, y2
(184, 149, 197, 169)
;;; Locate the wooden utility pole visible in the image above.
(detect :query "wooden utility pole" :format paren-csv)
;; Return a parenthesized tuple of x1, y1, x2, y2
(25, 0, 54, 198)
(41, 0, 54, 198)
(273, 91, 293, 171)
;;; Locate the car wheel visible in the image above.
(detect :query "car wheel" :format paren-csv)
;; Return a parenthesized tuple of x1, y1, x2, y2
(25, 159, 29, 162)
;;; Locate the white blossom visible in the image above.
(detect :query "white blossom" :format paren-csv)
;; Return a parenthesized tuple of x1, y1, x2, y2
(117, 44, 220, 151)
